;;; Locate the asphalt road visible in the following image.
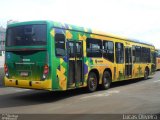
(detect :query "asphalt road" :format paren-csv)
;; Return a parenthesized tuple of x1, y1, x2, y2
(0, 71, 160, 119)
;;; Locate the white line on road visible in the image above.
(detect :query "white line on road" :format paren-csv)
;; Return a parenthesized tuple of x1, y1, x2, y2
(14, 89, 30, 92)
(80, 93, 110, 99)
(107, 90, 120, 94)
(80, 90, 120, 99)
(153, 80, 160, 83)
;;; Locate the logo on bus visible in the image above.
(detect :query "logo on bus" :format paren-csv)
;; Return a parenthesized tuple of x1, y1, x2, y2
(22, 59, 30, 62)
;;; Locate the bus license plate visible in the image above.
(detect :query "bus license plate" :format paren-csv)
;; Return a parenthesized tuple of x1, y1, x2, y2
(20, 72, 29, 77)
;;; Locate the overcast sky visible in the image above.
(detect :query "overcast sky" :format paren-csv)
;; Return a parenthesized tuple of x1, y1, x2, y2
(0, 0, 160, 49)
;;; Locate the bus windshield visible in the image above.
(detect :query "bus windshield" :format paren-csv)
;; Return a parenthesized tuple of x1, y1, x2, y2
(6, 24, 47, 46)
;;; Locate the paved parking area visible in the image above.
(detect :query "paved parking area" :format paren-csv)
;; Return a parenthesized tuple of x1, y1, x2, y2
(0, 71, 160, 115)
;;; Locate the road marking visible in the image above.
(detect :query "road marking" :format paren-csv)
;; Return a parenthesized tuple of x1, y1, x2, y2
(153, 80, 160, 83)
(80, 93, 110, 99)
(80, 90, 120, 99)
(107, 90, 120, 94)
(14, 89, 30, 92)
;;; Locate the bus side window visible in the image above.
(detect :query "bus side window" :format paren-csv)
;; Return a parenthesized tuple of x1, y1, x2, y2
(132, 46, 136, 63)
(142, 47, 151, 63)
(158, 50, 160, 57)
(135, 46, 141, 63)
(55, 34, 65, 57)
(86, 38, 102, 57)
(68, 41, 74, 57)
(115, 42, 124, 63)
(76, 42, 82, 57)
(103, 41, 114, 62)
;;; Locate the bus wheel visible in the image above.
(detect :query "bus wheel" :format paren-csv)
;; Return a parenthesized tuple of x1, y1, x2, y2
(101, 71, 111, 90)
(87, 72, 98, 92)
(144, 68, 149, 80)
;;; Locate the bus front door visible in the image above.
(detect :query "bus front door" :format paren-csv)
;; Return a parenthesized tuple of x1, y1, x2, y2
(67, 41, 84, 88)
(125, 47, 132, 77)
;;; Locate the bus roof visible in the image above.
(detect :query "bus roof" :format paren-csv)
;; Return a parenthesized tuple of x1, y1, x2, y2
(7, 20, 154, 47)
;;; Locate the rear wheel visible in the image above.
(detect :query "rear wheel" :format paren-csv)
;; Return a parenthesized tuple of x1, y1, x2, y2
(87, 72, 98, 92)
(144, 68, 149, 80)
(101, 71, 111, 90)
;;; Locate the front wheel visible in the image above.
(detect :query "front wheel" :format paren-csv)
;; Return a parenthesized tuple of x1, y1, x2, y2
(101, 71, 111, 90)
(87, 72, 98, 92)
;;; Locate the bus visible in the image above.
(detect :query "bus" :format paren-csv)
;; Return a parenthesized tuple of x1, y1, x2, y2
(4, 21, 156, 92)
(156, 49, 160, 70)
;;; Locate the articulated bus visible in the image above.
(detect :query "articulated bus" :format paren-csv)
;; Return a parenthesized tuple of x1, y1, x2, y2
(156, 49, 160, 70)
(4, 21, 156, 92)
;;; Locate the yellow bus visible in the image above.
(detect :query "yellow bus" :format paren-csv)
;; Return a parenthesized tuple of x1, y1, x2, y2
(156, 49, 160, 70)
(4, 21, 156, 92)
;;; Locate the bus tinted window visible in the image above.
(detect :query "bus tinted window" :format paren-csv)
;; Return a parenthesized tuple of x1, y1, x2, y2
(103, 41, 114, 62)
(86, 38, 102, 57)
(157, 50, 160, 57)
(132, 46, 136, 63)
(135, 46, 141, 63)
(142, 47, 150, 63)
(116, 42, 124, 63)
(6, 24, 46, 46)
(55, 34, 65, 57)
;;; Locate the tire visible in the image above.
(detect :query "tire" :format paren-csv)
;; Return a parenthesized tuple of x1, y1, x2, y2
(87, 72, 98, 92)
(101, 71, 111, 90)
(144, 68, 149, 80)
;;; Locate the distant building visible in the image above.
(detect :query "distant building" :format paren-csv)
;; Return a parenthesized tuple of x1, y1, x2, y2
(0, 26, 5, 56)
(7, 20, 19, 25)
